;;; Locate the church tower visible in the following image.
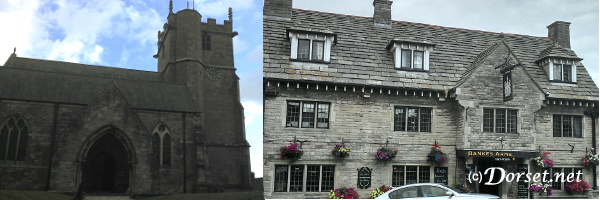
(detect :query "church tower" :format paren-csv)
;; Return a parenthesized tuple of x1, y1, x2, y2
(156, 1, 251, 191)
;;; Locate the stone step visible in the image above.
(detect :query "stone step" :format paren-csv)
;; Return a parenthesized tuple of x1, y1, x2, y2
(84, 194, 132, 200)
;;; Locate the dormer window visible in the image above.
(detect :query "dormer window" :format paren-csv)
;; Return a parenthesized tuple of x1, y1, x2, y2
(552, 63, 573, 82)
(287, 29, 336, 63)
(537, 58, 580, 83)
(387, 40, 435, 71)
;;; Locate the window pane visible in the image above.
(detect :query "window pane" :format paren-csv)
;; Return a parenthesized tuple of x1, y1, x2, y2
(495, 109, 506, 133)
(316, 103, 330, 128)
(311, 41, 324, 61)
(406, 166, 418, 184)
(419, 108, 431, 132)
(321, 166, 335, 192)
(553, 115, 562, 137)
(563, 116, 572, 137)
(301, 102, 316, 128)
(407, 108, 419, 132)
(0, 126, 8, 160)
(563, 168, 573, 190)
(286, 102, 300, 127)
(16, 126, 28, 161)
(573, 116, 582, 138)
(418, 166, 430, 183)
(483, 109, 494, 132)
(392, 166, 405, 186)
(297, 39, 310, 60)
(401, 49, 412, 68)
(7, 128, 18, 160)
(202, 34, 211, 50)
(290, 165, 304, 192)
(394, 107, 406, 131)
(162, 134, 171, 166)
(551, 168, 562, 190)
(507, 110, 517, 133)
(306, 166, 320, 192)
(553, 64, 562, 80)
(274, 165, 289, 192)
(563, 64, 572, 82)
(413, 51, 424, 69)
(152, 133, 160, 164)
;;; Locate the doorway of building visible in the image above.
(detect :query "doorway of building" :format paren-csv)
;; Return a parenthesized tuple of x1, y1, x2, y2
(82, 133, 129, 193)
(477, 158, 502, 196)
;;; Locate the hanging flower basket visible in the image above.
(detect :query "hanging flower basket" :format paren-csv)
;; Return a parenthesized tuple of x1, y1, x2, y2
(582, 148, 599, 168)
(528, 182, 553, 196)
(332, 143, 352, 158)
(279, 143, 303, 161)
(531, 152, 553, 170)
(369, 185, 393, 199)
(329, 187, 360, 199)
(427, 144, 449, 166)
(565, 179, 590, 194)
(376, 147, 397, 161)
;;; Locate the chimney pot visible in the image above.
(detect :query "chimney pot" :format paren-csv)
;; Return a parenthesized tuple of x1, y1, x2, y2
(547, 21, 571, 49)
(373, 0, 393, 27)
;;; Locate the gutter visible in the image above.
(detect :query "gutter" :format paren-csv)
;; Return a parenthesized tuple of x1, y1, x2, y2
(584, 110, 598, 190)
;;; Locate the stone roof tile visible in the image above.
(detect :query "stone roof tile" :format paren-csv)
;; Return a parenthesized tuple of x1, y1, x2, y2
(263, 9, 598, 100)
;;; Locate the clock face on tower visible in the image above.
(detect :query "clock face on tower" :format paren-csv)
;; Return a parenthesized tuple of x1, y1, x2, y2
(206, 68, 220, 81)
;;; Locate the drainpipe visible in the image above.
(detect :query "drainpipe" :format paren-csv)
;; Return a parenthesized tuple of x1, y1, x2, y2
(584, 110, 598, 190)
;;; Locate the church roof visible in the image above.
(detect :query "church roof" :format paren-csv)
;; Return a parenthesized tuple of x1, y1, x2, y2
(0, 56, 198, 112)
(263, 9, 598, 101)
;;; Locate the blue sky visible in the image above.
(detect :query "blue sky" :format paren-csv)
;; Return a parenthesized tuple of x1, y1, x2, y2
(0, 0, 263, 177)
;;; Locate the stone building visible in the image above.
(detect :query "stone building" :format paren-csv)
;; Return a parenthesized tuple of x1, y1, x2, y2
(263, 0, 598, 198)
(0, 1, 251, 196)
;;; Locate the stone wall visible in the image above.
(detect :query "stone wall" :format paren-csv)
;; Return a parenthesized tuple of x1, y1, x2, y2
(263, 85, 461, 199)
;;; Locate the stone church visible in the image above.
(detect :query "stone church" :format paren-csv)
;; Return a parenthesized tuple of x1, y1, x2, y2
(0, 1, 251, 196)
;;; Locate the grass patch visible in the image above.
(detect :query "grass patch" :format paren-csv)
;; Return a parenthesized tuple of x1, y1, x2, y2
(137, 191, 263, 200)
(0, 190, 71, 200)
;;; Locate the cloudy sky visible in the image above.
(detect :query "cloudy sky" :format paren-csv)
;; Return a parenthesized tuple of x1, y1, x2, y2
(0, 0, 263, 177)
(0, 0, 597, 179)
(293, 0, 599, 86)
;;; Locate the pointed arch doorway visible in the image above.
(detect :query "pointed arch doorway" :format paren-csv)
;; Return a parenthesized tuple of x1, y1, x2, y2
(81, 129, 133, 193)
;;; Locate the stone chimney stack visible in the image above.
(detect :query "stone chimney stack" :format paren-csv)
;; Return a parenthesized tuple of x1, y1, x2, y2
(547, 21, 571, 49)
(264, 0, 292, 19)
(373, 0, 393, 27)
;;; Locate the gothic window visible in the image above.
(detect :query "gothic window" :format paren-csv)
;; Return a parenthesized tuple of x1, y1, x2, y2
(0, 116, 29, 161)
(152, 124, 172, 166)
(202, 34, 211, 50)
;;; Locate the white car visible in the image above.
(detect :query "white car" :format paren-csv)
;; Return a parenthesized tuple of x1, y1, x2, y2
(374, 183, 500, 199)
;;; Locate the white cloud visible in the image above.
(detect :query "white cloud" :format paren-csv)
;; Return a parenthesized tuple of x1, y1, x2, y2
(242, 101, 262, 125)
(0, 0, 163, 67)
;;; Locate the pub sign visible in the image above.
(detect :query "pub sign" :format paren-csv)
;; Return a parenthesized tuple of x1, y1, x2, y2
(357, 167, 372, 189)
(503, 71, 513, 101)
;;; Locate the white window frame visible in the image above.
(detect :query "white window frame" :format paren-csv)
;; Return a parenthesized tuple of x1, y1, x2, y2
(289, 32, 335, 62)
(548, 59, 578, 83)
(391, 43, 432, 71)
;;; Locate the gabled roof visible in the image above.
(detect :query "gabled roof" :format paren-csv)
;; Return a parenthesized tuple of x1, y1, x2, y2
(0, 56, 198, 112)
(536, 43, 582, 62)
(263, 9, 598, 101)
